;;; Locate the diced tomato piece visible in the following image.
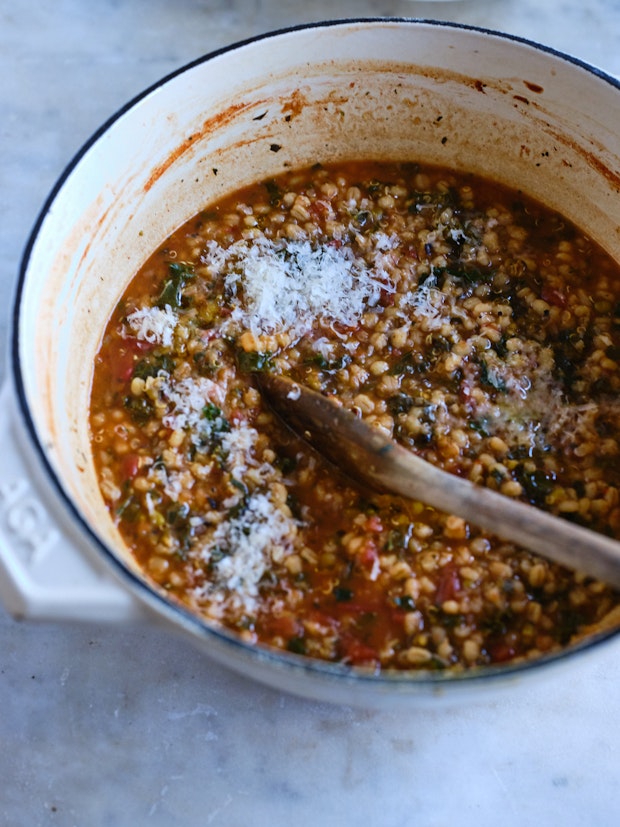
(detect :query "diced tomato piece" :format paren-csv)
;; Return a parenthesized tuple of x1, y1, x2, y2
(308, 201, 330, 220)
(121, 453, 140, 480)
(486, 639, 517, 663)
(115, 350, 137, 383)
(541, 285, 568, 308)
(199, 328, 220, 343)
(485, 630, 520, 663)
(435, 563, 461, 605)
(380, 288, 395, 307)
(265, 612, 303, 640)
(339, 634, 380, 667)
(364, 515, 383, 533)
(307, 609, 339, 633)
(111, 337, 154, 383)
(357, 539, 379, 574)
(390, 608, 408, 627)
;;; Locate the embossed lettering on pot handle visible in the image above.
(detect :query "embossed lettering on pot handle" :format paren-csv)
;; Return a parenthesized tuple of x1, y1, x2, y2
(0, 380, 145, 622)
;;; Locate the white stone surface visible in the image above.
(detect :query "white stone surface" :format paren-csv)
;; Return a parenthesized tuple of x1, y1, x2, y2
(1, 2, 620, 825)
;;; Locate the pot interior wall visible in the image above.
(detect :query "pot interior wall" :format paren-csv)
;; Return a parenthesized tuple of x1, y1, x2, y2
(17, 21, 620, 578)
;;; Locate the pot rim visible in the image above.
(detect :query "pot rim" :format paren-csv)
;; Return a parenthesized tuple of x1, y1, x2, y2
(12, 17, 620, 697)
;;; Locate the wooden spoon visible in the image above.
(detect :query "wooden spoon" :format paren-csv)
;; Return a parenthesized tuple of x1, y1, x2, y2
(256, 372, 620, 590)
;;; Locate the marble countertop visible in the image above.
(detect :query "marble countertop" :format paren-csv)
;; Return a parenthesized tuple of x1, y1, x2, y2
(2, 1, 620, 825)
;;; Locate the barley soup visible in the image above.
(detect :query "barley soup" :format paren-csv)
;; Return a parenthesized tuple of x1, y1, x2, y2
(90, 161, 620, 671)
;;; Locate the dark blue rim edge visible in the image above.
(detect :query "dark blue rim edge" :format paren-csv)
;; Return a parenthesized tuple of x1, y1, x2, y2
(11, 17, 620, 693)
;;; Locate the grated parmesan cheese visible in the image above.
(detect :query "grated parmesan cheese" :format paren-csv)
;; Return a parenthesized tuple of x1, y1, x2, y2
(403, 275, 448, 332)
(126, 304, 178, 347)
(161, 377, 224, 436)
(220, 422, 262, 480)
(199, 490, 297, 611)
(372, 232, 400, 252)
(202, 236, 391, 339)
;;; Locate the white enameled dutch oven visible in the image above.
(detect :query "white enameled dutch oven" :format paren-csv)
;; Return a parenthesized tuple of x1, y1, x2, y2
(2, 19, 620, 708)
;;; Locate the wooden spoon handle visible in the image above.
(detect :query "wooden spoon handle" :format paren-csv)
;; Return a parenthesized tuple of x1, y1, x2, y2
(258, 373, 620, 589)
(382, 439, 620, 589)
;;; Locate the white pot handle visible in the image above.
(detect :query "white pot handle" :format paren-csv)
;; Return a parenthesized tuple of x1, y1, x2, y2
(0, 379, 145, 622)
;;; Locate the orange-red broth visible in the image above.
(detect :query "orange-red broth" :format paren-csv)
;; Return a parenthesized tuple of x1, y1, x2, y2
(90, 162, 620, 672)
